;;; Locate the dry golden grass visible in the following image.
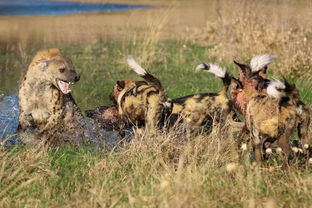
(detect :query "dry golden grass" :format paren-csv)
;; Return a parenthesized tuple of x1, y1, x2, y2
(184, 0, 312, 77)
(0, 125, 312, 207)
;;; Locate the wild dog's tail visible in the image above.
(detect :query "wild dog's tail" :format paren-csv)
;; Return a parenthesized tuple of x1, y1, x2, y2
(195, 63, 232, 94)
(127, 56, 163, 91)
(250, 54, 276, 73)
(267, 79, 299, 102)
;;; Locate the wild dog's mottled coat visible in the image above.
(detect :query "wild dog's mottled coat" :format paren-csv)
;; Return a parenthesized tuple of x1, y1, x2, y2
(116, 57, 171, 133)
(245, 80, 298, 164)
(170, 63, 232, 130)
(232, 55, 311, 153)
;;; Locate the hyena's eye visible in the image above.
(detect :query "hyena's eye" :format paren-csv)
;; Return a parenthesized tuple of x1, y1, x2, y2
(59, 68, 66, 73)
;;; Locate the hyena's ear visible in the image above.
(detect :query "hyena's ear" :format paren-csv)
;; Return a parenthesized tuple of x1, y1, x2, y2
(117, 80, 125, 89)
(37, 59, 49, 71)
(233, 60, 252, 78)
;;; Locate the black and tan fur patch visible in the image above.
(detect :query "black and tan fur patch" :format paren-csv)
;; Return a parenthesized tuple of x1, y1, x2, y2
(170, 92, 232, 130)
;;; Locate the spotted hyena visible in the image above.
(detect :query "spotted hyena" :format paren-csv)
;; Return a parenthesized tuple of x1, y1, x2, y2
(18, 48, 87, 145)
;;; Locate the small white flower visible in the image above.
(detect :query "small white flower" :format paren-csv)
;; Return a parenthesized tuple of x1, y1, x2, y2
(276, 147, 282, 153)
(304, 144, 309, 149)
(265, 148, 272, 154)
(241, 143, 247, 151)
(308, 158, 312, 165)
(298, 148, 303, 153)
(291, 147, 299, 153)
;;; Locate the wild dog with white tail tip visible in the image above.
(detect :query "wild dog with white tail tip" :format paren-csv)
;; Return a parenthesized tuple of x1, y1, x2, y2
(244, 79, 298, 166)
(232, 54, 311, 155)
(116, 56, 172, 134)
(169, 62, 236, 132)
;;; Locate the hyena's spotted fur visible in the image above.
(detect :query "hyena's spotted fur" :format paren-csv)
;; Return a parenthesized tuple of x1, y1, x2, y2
(18, 49, 116, 146)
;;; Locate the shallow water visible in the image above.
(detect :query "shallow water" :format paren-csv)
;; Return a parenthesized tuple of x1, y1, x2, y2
(0, 94, 19, 143)
(0, 93, 133, 146)
(0, 0, 151, 16)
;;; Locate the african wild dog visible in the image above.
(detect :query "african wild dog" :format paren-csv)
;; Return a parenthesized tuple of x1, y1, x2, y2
(231, 54, 311, 154)
(169, 63, 235, 132)
(84, 80, 137, 131)
(116, 56, 172, 134)
(244, 79, 299, 165)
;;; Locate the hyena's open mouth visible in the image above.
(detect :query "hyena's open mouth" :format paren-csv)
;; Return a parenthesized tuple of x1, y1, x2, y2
(56, 78, 73, 94)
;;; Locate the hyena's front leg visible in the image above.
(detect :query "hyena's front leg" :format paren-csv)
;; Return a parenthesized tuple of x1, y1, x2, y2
(38, 110, 62, 133)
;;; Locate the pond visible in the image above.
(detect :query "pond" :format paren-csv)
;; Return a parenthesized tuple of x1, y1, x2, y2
(0, 0, 151, 16)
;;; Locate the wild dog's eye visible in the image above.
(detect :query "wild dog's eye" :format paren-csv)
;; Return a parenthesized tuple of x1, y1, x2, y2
(59, 68, 66, 73)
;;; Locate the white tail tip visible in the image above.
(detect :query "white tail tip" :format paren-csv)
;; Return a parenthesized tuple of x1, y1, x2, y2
(195, 63, 226, 78)
(127, 55, 147, 76)
(250, 54, 276, 72)
(195, 63, 206, 72)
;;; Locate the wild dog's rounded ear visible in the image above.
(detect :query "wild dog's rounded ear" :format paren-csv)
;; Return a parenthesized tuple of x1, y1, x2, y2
(37, 59, 49, 71)
(231, 77, 243, 89)
(282, 77, 297, 93)
(233, 60, 252, 78)
(256, 77, 270, 92)
(117, 80, 125, 89)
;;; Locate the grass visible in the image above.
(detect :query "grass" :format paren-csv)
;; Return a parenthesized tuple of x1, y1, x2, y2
(1, 0, 312, 207)
(0, 39, 312, 207)
(1, 130, 312, 207)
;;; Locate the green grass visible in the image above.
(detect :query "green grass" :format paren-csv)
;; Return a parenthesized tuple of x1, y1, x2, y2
(1, 40, 312, 207)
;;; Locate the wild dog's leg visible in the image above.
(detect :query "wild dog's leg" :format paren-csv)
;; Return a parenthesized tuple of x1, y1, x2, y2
(277, 133, 291, 168)
(252, 129, 262, 164)
(237, 124, 250, 150)
(146, 93, 162, 134)
(298, 105, 311, 154)
(118, 115, 128, 138)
